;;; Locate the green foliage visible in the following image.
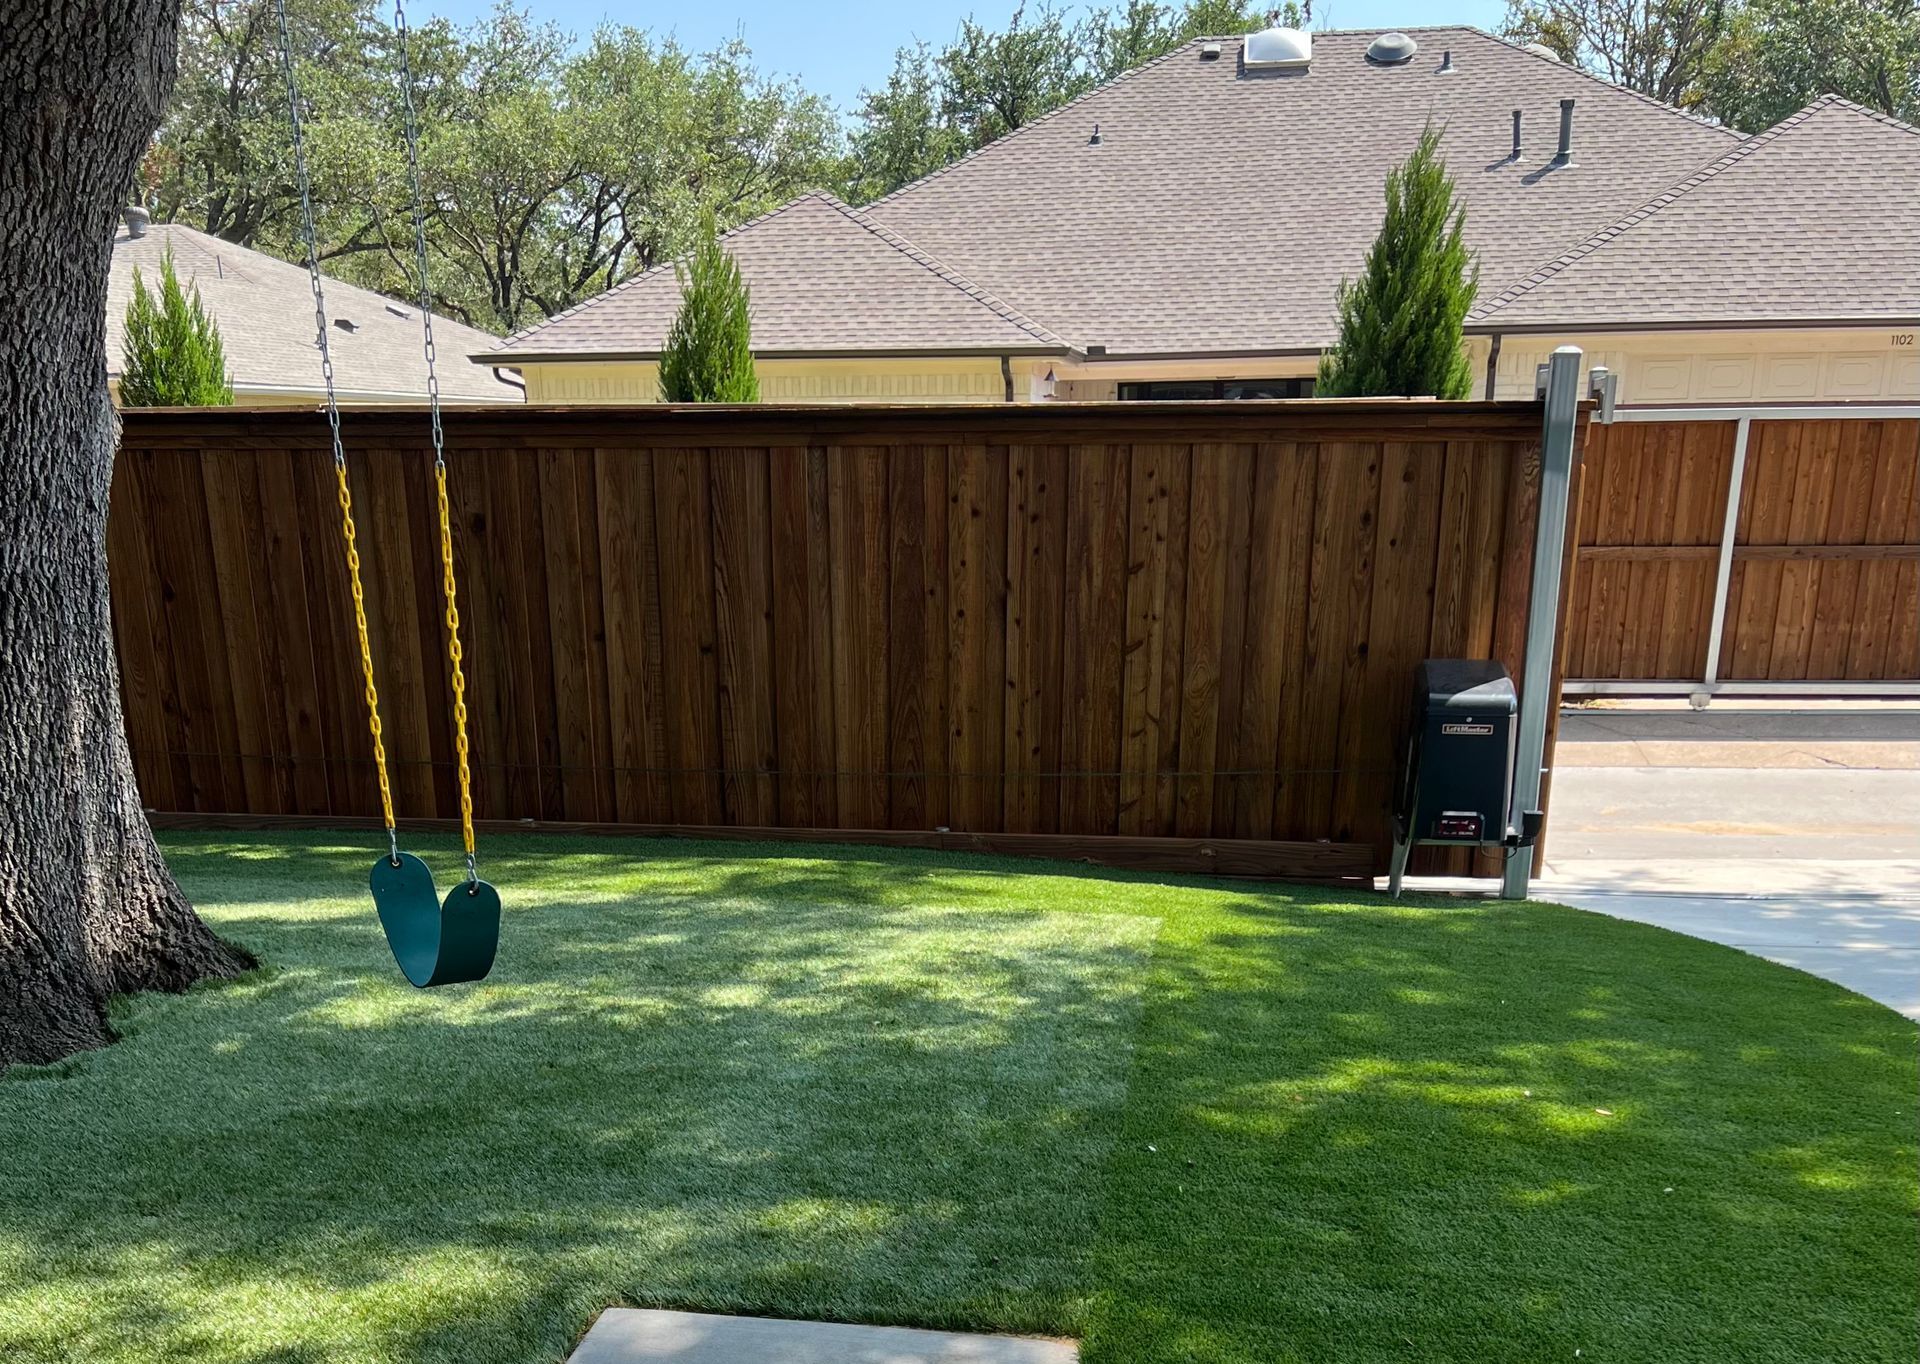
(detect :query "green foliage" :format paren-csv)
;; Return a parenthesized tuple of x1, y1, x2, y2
(150, 1, 840, 334)
(1501, 0, 1729, 108)
(119, 247, 234, 408)
(1317, 125, 1480, 400)
(3, 828, 1913, 1362)
(657, 216, 758, 403)
(843, 0, 1302, 203)
(841, 43, 968, 205)
(1702, 0, 1920, 132)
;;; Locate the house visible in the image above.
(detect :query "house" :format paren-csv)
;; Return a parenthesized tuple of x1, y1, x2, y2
(1470, 95, 1920, 405)
(477, 26, 1920, 409)
(109, 215, 522, 406)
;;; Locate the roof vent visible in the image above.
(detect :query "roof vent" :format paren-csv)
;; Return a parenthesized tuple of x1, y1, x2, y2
(333, 317, 358, 333)
(1199, 41, 1222, 60)
(385, 302, 412, 319)
(1242, 26, 1311, 70)
(122, 205, 150, 239)
(1366, 32, 1418, 66)
(1522, 41, 1562, 62)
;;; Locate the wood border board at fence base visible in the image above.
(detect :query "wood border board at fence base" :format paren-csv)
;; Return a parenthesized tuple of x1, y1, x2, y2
(145, 812, 1375, 885)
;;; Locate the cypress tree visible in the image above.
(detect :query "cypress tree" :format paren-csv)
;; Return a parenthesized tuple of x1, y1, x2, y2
(657, 216, 759, 403)
(1317, 124, 1480, 399)
(119, 245, 234, 407)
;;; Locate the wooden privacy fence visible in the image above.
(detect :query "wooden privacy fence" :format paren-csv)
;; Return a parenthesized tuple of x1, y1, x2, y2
(1568, 413, 1919, 687)
(110, 402, 1567, 878)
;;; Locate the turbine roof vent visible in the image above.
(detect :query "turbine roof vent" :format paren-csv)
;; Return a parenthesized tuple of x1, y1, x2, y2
(1366, 32, 1418, 66)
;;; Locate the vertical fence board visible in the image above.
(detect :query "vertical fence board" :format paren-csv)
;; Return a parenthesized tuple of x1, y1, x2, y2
(710, 449, 778, 826)
(947, 442, 1007, 832)
(1057, 444, 1129, 835)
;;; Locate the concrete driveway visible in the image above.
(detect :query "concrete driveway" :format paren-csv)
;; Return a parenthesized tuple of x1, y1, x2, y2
(1537, 703, 1920, 1018)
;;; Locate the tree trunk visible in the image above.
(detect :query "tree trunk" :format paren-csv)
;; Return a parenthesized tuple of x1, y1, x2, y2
(1, 0, 253, 1067)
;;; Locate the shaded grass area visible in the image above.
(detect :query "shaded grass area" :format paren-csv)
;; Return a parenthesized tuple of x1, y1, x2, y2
(1, 832, 1913, 1363)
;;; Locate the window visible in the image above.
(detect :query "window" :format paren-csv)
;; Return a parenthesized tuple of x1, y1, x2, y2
(1119, 378, 1315, 401)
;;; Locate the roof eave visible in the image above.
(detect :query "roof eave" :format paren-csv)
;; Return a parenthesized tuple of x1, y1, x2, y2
(479, 344, 1080, 363)
(1466, 314, 1920, 334)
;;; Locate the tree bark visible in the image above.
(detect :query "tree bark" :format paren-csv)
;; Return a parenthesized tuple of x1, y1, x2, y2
(1, 0, 253, 1067)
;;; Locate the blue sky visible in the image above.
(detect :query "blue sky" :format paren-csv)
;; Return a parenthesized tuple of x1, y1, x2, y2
(418, 0, 1509, 111)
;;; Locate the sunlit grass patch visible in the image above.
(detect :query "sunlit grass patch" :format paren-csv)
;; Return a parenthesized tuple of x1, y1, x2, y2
(1, 830, 1913, 1364)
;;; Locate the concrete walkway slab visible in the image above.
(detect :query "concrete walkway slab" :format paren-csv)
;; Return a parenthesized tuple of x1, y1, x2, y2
(568, 1310, 1077, 1364)
(1533, 706, 1920, 1018)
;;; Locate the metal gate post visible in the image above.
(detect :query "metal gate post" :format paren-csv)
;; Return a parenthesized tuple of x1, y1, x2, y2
(1699, 416, 1752, 696)
(1502, 346, 1584, 899)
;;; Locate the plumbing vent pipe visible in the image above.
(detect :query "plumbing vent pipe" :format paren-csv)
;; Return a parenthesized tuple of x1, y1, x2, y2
(1554, 98, 1575, 166)
(1511, 109, 1522, 160)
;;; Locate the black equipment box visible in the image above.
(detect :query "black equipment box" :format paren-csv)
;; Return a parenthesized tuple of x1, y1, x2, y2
(1389, 660, 1536, 895)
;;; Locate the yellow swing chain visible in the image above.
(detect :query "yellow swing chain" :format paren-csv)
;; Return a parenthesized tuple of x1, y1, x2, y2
(395, 0, 479, 884)
(276, 0, 400, 863)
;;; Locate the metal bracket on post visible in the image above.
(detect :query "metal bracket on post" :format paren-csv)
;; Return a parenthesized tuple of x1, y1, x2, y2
(1503, 345, 1583, 900)
(1587, 366, 1618, 423)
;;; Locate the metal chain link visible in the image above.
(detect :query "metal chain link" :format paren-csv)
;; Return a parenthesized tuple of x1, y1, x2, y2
(394, 0, 478, 886)
(275, 0, 399, 863)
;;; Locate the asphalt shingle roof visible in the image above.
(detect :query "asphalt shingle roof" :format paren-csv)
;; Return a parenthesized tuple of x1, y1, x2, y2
(108, 223, 521, 401)
(491, 193, 1071, 359)
(1468, 96, 1920, 329)
(863, 27, 1739, 355)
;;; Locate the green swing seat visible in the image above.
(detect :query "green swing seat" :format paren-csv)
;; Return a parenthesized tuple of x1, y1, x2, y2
(276, 0, 502, 989)
(370, 854, 501, 988)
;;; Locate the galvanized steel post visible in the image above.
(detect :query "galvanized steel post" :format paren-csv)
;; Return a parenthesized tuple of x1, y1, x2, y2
(1502, 345, 1584, 899)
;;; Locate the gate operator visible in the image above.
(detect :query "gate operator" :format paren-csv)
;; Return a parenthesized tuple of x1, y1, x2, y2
(1387, 659, 1542, 897)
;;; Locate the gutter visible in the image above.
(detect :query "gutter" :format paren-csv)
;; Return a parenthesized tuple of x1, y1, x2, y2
(1464, 315, 1920, 336)
(479, 345, 1078, 364)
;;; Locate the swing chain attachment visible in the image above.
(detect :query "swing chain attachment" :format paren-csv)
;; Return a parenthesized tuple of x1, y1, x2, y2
(394, 0, 478, 885)
(275, 0, 400, 856)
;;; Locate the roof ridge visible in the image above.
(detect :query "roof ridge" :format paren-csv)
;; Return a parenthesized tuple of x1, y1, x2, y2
(861, 38, 1209, 213)
(827, 199, 1073, 350)
(863, 28, 1738, 219)
(1469, 28, 1742, 140)
(1467, 97, 1831, 324)
(1807, 91, 1920, 138)
(492, 194, 829, 350)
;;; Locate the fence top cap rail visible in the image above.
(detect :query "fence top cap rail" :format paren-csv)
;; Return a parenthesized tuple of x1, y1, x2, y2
(118, 397, 1561, 451)
(122, 396, 1553, 417)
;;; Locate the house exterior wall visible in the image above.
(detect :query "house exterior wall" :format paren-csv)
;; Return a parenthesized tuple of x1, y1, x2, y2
(1482, 326, 1920, 404)
(518, 357, 1014, 405)
(109, 379, 520, 408)
(510, 328, 1920, 408)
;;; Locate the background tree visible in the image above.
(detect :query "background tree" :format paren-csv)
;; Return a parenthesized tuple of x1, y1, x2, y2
(118, 249, 236, 407)
(657, 217, 759, 403)
(1501, 0, 1730, 108)
(1702, 0, 1920, 132)
(2, 0, 254, 1067)
(1317, 125, 1480, 399)
(844, 0, 1302, 203)
(842, 43, 966, 205)
(144, 0, 391, 245)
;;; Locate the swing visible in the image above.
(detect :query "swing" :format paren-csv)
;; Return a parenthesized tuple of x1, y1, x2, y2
(276, 0, 500, 987)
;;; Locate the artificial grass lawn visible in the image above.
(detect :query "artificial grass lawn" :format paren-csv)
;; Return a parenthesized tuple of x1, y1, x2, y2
(0, 834, 1913, 1363)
